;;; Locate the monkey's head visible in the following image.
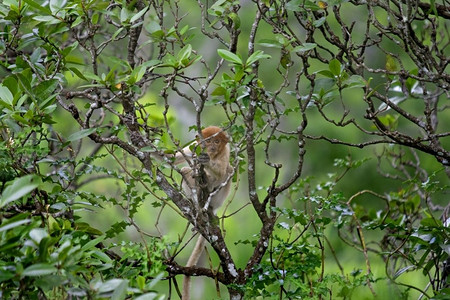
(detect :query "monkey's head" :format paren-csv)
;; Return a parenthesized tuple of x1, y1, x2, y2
(201, 126, 229, 159)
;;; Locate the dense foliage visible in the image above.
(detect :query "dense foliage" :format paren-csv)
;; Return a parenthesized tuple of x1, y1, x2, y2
(0, 0, 449, 299)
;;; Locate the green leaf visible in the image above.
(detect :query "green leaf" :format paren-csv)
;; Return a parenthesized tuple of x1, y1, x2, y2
(208, 0, 227, 16)
(329, 59, 342, 76)
(314, 78, 336, 92)
(22, 263, 57, 277)
(34, 275, 66, 290)
(293, 43, 317, 53)
(92, 250, 112, 263)
(76, 222, 103, 235)
(318, 70, 335, 78)
(83, 72, 102, 82)
(429, 0, 438, 17)
(141, 60, 160, 70)
(91, 13, 99, 25)
(285, 0, 303, 11)
(17, 73, 36, 102)
(130, 6, 149, 23)
(378, 114, 398, 129)
(128, 65, 146, 84)
(111, 279, 128, 300)
(50, 0, 66, 15)
(98, 279, 127, 293)
(147, 273, 164, 289)
(211, 86, 227, 96)
(111, 27, 125, 40)
(0, 175, 41, 209)
(313, 16, 326, 27)
(137, 276, 146, 290)
(23, 0, 52, 14)
(67, 128, 97, 142)
(0, 219, 32, 233)
(421, 217, 441, 228)
(2, 76, 18, 96)
(35, 79, 58, 101)
(217, 49, 242, 65)
(177, 44, 192, 62)
(423, 259, 435, 275)
(228, 12, 240, 29)
(120, 7, 133, 23)
(385, 54, 398, 71)
(71, 15, 83, 27)
(344, 75, 366, 88)
(81, 235, 106, 251)
(16, 94, 28, 109)
(29, 228, 49, 244)
(180, 24, 189, 35)
(68, 67, 88, 81)
(134, 293, 159, 300)
(32, 15, 61, 24)
(257, 39, 283, 49)
(0, 84, 14, 108)
(0, 270, 15, 283)
(246, 50, 271, 66)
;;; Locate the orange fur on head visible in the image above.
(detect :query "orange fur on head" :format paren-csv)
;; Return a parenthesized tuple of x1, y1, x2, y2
(201, 126, 228, 142)
(200, 126, 229, 159)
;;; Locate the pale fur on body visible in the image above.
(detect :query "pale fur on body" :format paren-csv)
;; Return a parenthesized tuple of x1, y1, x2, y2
(173, 126, 233, 300)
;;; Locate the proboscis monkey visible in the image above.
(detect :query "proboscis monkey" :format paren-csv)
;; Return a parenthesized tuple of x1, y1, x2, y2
(174, 126, 233, 300)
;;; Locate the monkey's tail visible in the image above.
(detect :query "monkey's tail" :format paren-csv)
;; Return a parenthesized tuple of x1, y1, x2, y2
(182, 235, 206, 300)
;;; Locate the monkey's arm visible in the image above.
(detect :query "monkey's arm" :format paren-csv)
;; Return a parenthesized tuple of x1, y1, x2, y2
(173, 147, 193, 165)
(150, 144, 196, 165)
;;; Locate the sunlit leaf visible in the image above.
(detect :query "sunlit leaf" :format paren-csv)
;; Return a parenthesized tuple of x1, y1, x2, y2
(177, 44, 192, 62)
(29, 228, 49, 244)
(0, 219, 32, 233)
(68, 67, 88, 81)
(130, 6, 149, 23)
(217, 49, 242, 65)
(33, 15, 61, 24)
(22, 263, 57, 277)
(23, 0, 52, 14)
(111, 279, 128, 300)
(0, 84, 13, 108)
(385, 54, 398, 71)
(120, 7, 133, 23)
(0, 175, 41, 209)
(211, 86, 227, 96)
(318, 1, 328, 9)
(49, 0, 66, 15)
(98, 279, 127, 293)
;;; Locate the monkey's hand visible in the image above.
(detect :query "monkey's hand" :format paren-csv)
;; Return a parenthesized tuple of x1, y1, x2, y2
(197, 153, 210, 164)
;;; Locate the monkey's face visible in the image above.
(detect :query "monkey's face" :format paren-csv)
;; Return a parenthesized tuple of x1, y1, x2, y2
(200, 126, 229, 159)
(204, 138, 224, 158)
